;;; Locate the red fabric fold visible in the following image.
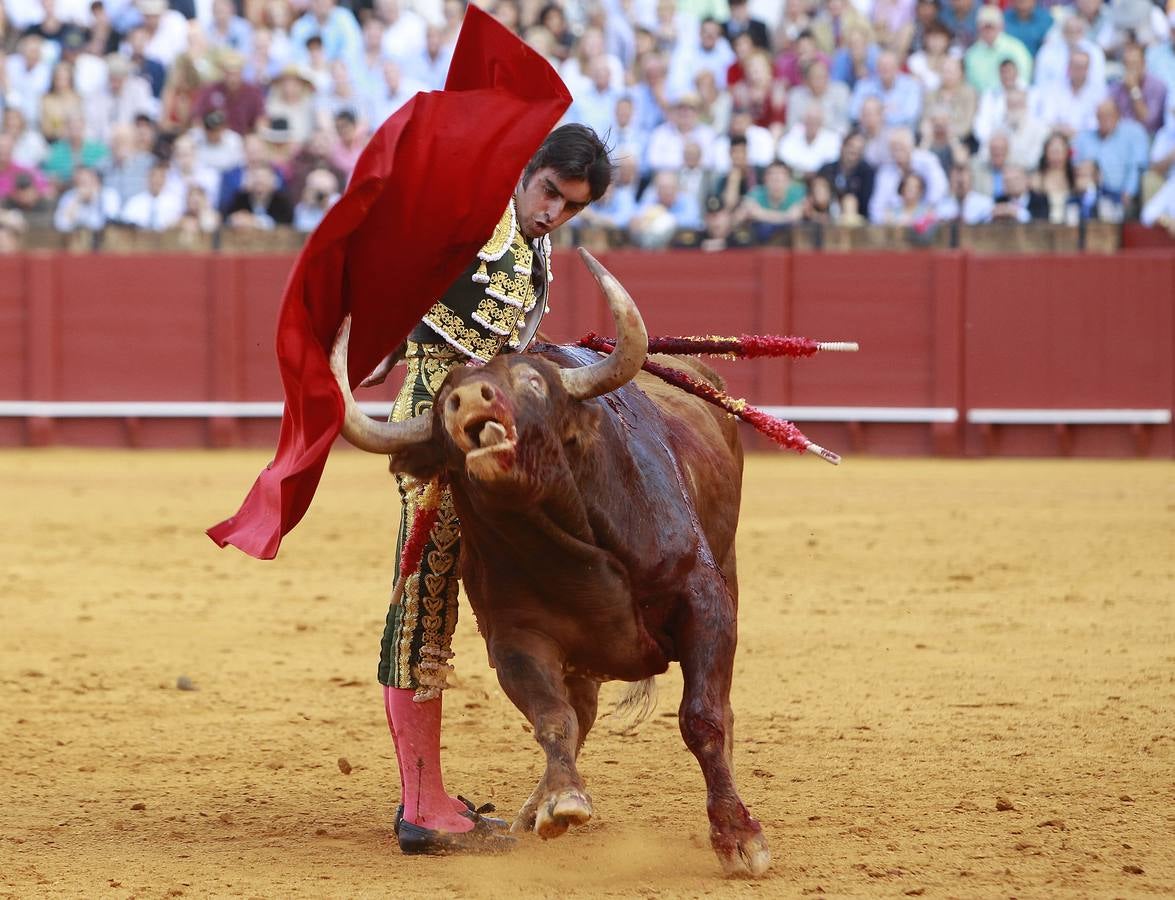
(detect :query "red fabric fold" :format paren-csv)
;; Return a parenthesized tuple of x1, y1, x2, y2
(207, 6, 571, 559)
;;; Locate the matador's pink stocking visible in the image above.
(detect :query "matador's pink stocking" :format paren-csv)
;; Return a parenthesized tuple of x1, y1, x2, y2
(384, 686, 473, 832)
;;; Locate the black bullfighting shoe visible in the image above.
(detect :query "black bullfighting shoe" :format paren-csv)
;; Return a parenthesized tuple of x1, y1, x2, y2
(397, 812, 516, 855)
(393, 796, 509, 836)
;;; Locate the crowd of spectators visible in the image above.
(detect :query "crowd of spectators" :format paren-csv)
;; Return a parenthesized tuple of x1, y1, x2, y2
(1, 0, 1175, 253)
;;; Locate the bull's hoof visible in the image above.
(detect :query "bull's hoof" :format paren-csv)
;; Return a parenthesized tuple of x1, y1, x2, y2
(510, 806, 537, 834)
(715, 831, 771, 878)
(534, 788, 592, 840)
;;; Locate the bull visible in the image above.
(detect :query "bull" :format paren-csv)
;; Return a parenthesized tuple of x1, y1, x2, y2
(331, 249, 769, 876)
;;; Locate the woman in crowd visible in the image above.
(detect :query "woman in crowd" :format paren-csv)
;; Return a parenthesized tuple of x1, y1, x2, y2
(1032, 132, 1076, 224)
(40, 61, 83, 144)
(730, 51, 788, 140)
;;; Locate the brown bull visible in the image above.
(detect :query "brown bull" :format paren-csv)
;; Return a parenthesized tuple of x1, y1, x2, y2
(331, 249, 769, 876)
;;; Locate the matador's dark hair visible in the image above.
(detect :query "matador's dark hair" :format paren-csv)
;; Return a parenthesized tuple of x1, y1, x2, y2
(523, 123, 614, 202)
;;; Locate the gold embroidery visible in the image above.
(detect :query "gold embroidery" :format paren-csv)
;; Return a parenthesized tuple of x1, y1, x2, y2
(421, 301, 505, 363)
(477, 202, 515, 262)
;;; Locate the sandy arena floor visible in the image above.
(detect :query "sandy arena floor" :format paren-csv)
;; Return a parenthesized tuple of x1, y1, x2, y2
(1, 449, 1172, 898)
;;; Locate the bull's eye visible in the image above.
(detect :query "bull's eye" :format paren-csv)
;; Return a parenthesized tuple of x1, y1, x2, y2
(517, 371, 547, 397)
(447, 393, 460, 413)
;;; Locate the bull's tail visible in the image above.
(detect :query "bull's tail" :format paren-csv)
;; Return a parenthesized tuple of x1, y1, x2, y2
(608, 676, 658, 733)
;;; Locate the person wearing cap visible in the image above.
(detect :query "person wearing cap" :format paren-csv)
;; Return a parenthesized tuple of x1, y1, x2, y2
(964, 5, 1033, 93)
(192, 48, 265, 135)
(265, 64, 318, 146)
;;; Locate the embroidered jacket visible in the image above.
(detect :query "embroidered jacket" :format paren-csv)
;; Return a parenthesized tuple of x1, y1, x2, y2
(409, 201, 553, 362)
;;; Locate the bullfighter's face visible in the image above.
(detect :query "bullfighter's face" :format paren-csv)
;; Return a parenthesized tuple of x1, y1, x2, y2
(433, 357, 600, 499)
(515, 167, 592, 240)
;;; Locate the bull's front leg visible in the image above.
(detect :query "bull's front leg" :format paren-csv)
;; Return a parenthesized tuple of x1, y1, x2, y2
(490, 632, 594, 839)
(676, 575, 770, 877)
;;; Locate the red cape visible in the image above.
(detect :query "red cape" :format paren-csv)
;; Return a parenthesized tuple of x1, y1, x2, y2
(206, 7, 571, 559)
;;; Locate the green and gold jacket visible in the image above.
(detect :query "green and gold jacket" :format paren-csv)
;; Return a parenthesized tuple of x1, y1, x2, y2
(409, 200, 553, 363)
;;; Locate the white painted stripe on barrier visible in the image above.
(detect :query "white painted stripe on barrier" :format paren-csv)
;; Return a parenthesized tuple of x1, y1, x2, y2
(0, 401, 395, 418)
(760, 406, 959, 423)
(968, 408, 1171, 425)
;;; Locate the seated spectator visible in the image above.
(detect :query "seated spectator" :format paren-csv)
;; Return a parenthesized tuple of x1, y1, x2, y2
(964, 6, 1033, 93)
(630, 52, 670, 135)
(829, 24, 879, 91)
(868, 126, 948, 222)
(881, 170, 938, 230)
(158, 53, 205, 137)
(1004, 0, 1053, 58)
(711, 108, 776, 174)
(318, 59, 369, 131)
(871, 0, 916, 58)
(121, 160, 184, 230)
(1145, 36, 1175, 109)
(855, 96, 890, 169)
(285, 129, 344, 207)
(920, 106, 965, 175)
(974, 59, 1025, 147)
(608, 97, 648, 169)
(124, 25, 168, 98)
(100, 124, 155, 207)
(132, 112, 163, 158)
(1032, 132, 1076, 223)
(676, 140, 712, 216)
(724, 0, 771, 51)
(1001, 88, 1049, 171)
(378, 0, 429, 61)
(1140, 169, 1175, 235)
(799, 172, 840, 224)
(936, 162, 995, 224)
(206, 0, 253, 56)
(218, 133, 283, 212)
(288, 0, 362, 69)
(567, 56, 625, 140)
(1109, 42, 1167, 136)
(925, 57, 978, 149)
(192, 49, 266, 136)
(42, 115, 109, 189)
(695, 69, 732, 137)
(52, 166, 120, 232)
(1073, 99, 1149, 211)
(1067, 159, 1123, 222)
(176, 184, 222, 235)
(990, 165, 1046, 222)
(191, 110, 245, 175)
(668, 17, 735, 96)
(940, 0, 980, 51)
(3, 108, 48, 170)
(736, 160, 806, 242)
(40, 60, 85, 144)
(629, 169, 703, 249)
(778, 104, 842, 176)
(6, 35, 53, 130)
(729, 51, 787, 140)
(849, 50, 922, 131)
(646, 94, 717, 174)
(811, 0, 872, 56)
(787, 59, 852, 136)
(774, 30, 829, 89)
(971, 130, 1014, 197)
(1029, 49, 1104, 140)
(5, 172, 55, 230)
(355, 19, 389, 98)
(165, 133, 220, 208)
(86, 54, 159, 146)
(366, 60, 427, 129)
(573, 154, 640, 233)
(1033, 13, 1107, 94)
(244, 26, 286, 86)
(712, 136, 764, 210)
(906, 20, 959, 93)
(266, 64, 318, 146)
(135, 0, 191, 69)
(258, 116, 300, 181)
(328, 109, 365, 183)
(25, 0, 88, 54)
(399, 24, 454, 92)
(818, 129, 876, 215)
(293, 167, 339, 232)
(699, 193, 757, 250)
(225, 162, 294, 229)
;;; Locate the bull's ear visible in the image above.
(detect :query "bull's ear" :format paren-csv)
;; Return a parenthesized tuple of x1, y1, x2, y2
(387, 443, 446, 481)
(563, 397, 603, 449)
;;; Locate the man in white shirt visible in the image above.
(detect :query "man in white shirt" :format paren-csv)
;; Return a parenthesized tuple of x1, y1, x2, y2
(1033, 13, 1107, 93)
(191, 110, 245, 174)
(1029, 48, 1105, 138)
(53, 165, 121, 231)
(709, 109, 775, 174)
(778, 104, 842, 175)
(645, 94, 717, 173)
(121, 160, 183, 229)
(868, 126, 948, 222)
(668, 16, 735, 98)
(787, 58, 852, 136)
(378, 0, 427, 62)
(134, 0, 189, 67)
(935, 161, 995, 223)
(5, 35, 53, 128)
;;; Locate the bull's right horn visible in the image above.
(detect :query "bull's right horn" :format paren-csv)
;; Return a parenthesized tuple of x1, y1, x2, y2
(559, 249, 649, 401)
(330, 316, 432, 453)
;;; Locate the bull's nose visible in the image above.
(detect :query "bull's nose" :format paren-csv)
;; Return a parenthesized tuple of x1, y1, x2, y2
(447, 381, 499, 415)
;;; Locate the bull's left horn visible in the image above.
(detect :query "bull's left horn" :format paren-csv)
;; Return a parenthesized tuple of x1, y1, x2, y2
(559, 248, 649, 401)
(330, 315, 432, 453)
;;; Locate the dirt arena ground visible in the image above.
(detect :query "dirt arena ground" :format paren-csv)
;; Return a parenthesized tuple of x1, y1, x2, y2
(1, 449, 1172, 898)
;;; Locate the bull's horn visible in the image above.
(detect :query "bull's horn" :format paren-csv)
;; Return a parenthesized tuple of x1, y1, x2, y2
(330, 315, 432, 453)
(559, 248, 649, 401)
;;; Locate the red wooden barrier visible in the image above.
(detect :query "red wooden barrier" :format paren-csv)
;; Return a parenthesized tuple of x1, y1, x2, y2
(1, 248, 1171, 457)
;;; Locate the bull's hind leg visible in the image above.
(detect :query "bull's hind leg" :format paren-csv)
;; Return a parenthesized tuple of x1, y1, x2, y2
(676, 576, 770, 877)
(491, 635, 594, 839)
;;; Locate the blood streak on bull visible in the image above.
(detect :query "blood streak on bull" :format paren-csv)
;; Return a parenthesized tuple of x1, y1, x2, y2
(332, 249, 772, 877)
